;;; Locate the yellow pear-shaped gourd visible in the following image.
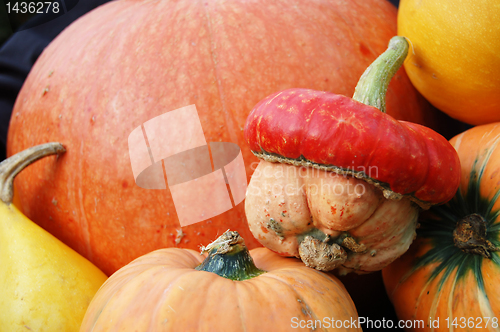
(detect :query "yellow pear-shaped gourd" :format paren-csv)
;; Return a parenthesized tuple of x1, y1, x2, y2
(0, 143, 108, 331)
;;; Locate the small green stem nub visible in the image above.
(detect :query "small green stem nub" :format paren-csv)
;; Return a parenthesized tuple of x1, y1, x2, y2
(352, 36, 409, 113)
(196, 231, 265, 280)
(0, 142, 65, 204)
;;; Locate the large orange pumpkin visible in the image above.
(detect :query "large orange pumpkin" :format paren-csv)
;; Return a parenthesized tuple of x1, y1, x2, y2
(8, 0, 445, 275)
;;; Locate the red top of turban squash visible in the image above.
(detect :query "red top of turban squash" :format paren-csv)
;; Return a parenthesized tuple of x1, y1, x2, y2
(245, 37, 460, 207)
(243, 37, 461, 273)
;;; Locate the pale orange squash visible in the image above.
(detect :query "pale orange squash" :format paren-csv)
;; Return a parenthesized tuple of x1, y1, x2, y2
(81, 231, 361, 331)
(383, 123, 500, 330)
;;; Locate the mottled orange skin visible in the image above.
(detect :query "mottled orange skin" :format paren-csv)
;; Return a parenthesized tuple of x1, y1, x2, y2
(8, 0, 444, 275)
(80, 246, 361, 332)
(383, 123, 500, 331)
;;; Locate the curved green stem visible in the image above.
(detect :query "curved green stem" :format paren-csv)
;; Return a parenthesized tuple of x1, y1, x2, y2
(0, 142, 65, 204)
(196, 231, 265, 280)
(352, 36, 409, 113)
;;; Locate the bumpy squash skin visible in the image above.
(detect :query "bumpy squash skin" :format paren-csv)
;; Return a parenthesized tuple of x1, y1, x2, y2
(383, 123, 500, 330)
(80, 246, 361, 332)
(246, 161, 419, 273)
(8, 0, 447, 276)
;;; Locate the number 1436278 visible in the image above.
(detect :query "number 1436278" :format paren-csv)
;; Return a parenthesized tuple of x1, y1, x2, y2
(6, 2, 60, 14)
(445, 317, 498, 329)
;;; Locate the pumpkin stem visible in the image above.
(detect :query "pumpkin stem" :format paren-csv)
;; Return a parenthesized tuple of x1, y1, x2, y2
(196, 230, 265, 280)
(453, 213, 499, 258)
(352, 36, 409, 113)
(0, 143, 65, 204)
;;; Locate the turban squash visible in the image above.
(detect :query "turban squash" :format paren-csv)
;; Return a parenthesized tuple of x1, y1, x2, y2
(244, 37, 461, 273)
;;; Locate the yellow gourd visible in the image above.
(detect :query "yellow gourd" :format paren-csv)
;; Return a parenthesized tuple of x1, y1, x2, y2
(398, 0, 500, 125)
(0, 143, 107, 331)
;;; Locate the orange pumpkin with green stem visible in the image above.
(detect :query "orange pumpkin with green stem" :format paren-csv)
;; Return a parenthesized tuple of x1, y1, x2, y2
(244, 37, 461, 273)
(383, 123, 500, 330)
(80, 231, 360, 331)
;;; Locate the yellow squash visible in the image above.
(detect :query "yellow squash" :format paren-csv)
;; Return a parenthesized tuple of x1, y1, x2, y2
(398, 0, 500, 125)
(0, 143, 107, 331)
